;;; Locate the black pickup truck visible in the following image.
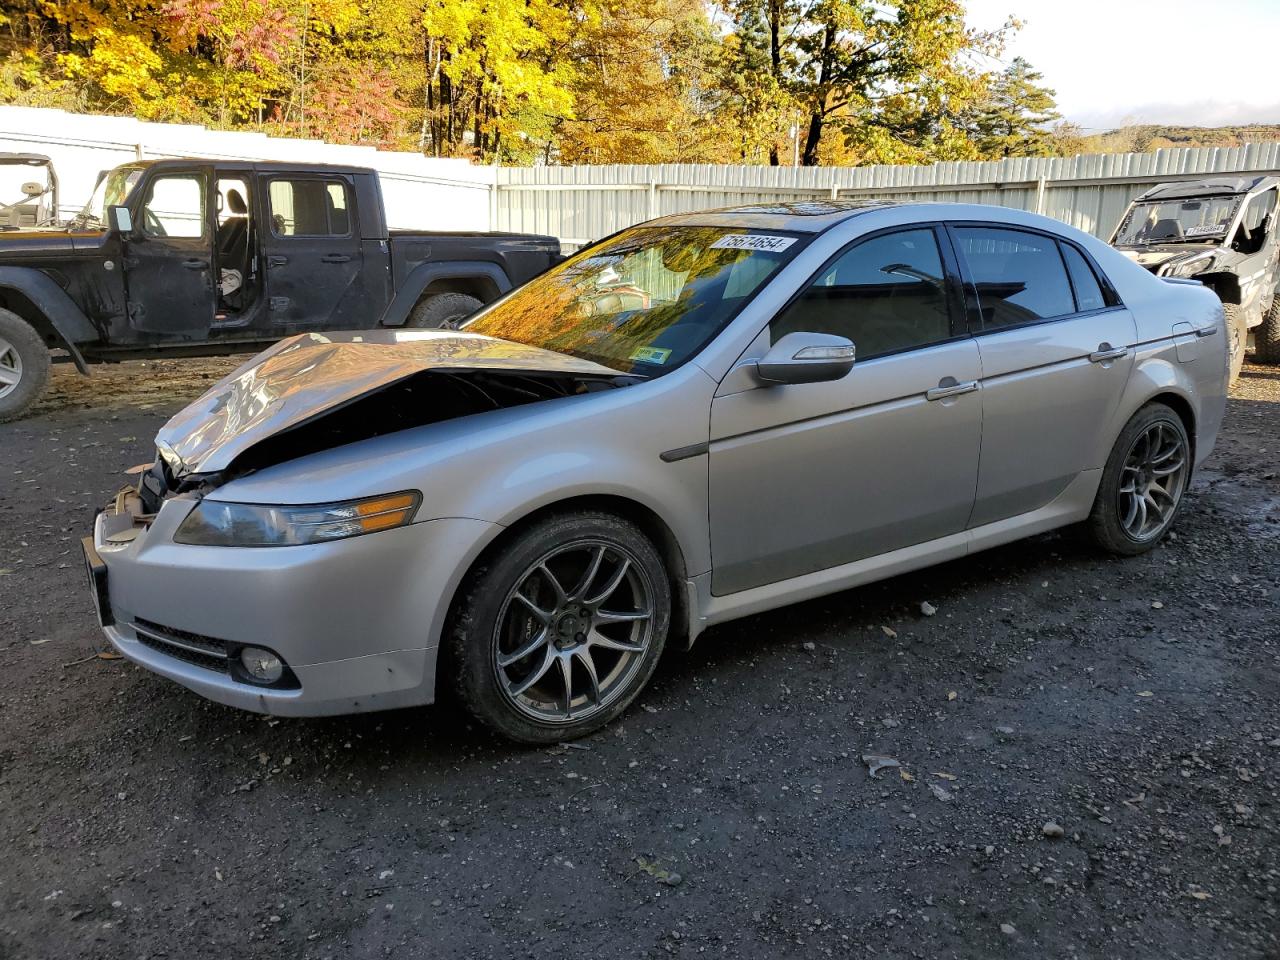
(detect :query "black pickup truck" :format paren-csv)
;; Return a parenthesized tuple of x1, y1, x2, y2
(0, 158, 561, 420)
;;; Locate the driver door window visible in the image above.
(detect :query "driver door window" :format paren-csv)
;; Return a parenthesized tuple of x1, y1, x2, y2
(141, 175, 206, 239)
(771, 228, 953, 359)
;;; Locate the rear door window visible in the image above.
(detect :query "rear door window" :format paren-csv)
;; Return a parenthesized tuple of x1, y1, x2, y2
(267, 179, 351, 237)
(953, 227, 1074, 329)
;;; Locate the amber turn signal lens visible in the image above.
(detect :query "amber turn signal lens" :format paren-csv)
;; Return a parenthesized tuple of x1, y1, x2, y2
(353, 493, 420, 533)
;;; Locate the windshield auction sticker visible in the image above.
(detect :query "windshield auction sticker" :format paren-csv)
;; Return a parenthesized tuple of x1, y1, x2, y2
(630, 346, 672, 365)
(710, 234, 797, 252)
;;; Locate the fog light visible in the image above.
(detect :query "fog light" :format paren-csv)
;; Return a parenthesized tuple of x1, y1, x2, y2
(240, 647, 284, 684)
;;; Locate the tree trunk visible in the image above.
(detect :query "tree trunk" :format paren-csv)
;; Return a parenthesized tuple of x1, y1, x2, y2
(801, 109, 823, 166)
(767, 0, 783, 167)
(801, 24, 836, 166)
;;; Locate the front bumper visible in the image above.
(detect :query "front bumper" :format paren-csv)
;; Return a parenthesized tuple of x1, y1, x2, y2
(89, 498, 500, 716)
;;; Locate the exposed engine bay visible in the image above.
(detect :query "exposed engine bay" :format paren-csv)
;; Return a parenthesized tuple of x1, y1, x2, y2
(132, 330, 637, 513)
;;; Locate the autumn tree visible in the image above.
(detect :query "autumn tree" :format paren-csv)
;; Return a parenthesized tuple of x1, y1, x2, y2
(556, 0, 728, 164)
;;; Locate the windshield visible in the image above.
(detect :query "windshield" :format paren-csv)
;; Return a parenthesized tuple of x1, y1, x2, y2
(1115, 196, 1241, 246)
(463, 225, 803, 375)
(73, 165, 144, 230)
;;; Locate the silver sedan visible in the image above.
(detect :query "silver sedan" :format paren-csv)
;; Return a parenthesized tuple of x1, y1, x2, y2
(83, 201, 1228, 742)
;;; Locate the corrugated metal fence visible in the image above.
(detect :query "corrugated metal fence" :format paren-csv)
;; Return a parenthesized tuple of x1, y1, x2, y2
(4, 106, 1280, 246)
(495, 143, 1280, 249)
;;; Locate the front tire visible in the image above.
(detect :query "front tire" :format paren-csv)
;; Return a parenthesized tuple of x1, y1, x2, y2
(1223, 302, 1246, 385)
(0, 308, 50, 423)
(444, 512, 671, 744)
(406, 292, 483, 329)
(1255, 298, 1280, 364)
(1086, 403, 1191, 556)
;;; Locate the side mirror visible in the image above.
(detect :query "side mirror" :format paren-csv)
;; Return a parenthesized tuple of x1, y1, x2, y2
(20, 181, 44, 197)
(108, 205, 133, 234)
(754, 332, 855, 386)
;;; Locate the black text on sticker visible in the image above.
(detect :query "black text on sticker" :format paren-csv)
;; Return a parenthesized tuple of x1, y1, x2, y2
(710, 234, 797, 252)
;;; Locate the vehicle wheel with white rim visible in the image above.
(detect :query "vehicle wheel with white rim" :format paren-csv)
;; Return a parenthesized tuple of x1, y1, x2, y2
(0, 308, 49, 423)
(1255, 297, 1280, 365)
(406, 292, 483, 329)
(445, 512, 670, 743)
(1223, 302, 1246, 384)
(1087, 402, 1191, 556)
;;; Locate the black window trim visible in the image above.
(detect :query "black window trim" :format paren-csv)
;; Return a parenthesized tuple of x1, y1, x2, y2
(767, 221, 971, 364)
(944, 221, 1125, 337)
(264, 175, 355, 240)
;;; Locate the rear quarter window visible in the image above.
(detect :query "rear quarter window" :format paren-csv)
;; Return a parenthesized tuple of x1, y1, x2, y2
(954, 226, 1075, 328)
(1060, 243, 1107, 312)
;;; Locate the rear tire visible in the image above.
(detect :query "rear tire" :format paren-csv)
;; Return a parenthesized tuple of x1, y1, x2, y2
(406, 292, 483, 329)
(1255, 297, 1280, 365)
(0, 308, 50, 423)
(444, 511, 671, 744)
(1087, 402, 1191, 556)
(1223, 302, 1246, 385)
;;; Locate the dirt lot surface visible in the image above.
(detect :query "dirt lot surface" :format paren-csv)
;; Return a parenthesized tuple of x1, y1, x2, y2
(1, 358, 1278, 959)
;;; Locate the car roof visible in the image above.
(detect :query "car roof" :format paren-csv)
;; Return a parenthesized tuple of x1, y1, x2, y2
(1137, 175, 1280, 201)
(652, 200, 901, 233)
(650, 199, 1094, 236)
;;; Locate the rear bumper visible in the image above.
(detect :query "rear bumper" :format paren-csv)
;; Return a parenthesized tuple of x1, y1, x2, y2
(91, 502, 500, 716)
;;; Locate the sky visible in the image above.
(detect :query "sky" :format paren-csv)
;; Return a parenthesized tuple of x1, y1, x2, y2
(962, 0, 1280, 130)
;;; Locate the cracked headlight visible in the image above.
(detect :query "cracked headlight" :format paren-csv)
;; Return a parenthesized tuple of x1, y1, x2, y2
(174, 491, 421, 547)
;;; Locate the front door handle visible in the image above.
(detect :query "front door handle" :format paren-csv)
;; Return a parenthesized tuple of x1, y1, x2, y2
(181, 258, 206, 270)
(268, 255, 288, 268)
(1089, 343, 1129, 363)
(320, 253, 351, 264)
(925, 378, 979, 401)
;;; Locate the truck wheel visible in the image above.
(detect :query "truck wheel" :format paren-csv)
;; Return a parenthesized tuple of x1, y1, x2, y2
(406, 292, 483, 329)
(0, 308, 50, 423)
(1223, 302, 1246, 385)
(1255, 298, 1280, 365)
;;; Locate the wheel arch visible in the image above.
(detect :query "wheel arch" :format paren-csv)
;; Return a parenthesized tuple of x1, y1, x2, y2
(0, 267, 98, 373)
(434, 493, 693, 701)
(380, 262, 511, 327)
(1146, 389, 1197, 466)
(1197, 272, 1242, 304)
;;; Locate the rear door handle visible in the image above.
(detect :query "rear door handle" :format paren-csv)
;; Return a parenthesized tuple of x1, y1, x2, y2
(268, 255, 288, 267)
(181, 258, 206, 270)
(320, 254, 351, 264)
(1089, 344, 1129, 363)
(926, 379, 979, 401)
(1194, 325, 1217, 338)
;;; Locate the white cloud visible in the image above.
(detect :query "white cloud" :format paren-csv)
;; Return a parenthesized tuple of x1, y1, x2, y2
(1072, 100, 1280, 132)
(963, 0, 1280, 130)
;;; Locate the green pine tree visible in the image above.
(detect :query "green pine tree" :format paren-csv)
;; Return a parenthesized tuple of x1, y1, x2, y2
(974, 56, 1061, 158)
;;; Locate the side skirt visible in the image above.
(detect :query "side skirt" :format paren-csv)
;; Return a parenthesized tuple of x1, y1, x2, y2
(685, 468, 1102, 643)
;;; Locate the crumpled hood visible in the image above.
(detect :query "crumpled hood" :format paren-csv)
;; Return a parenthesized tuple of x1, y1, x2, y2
(155, 329, 625, 477)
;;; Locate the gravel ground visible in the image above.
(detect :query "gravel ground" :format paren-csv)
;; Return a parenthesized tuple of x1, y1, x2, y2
(1, 357, 1277, 959)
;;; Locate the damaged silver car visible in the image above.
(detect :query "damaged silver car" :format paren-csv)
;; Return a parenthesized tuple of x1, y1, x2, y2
(84, 201, 1228, 742)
